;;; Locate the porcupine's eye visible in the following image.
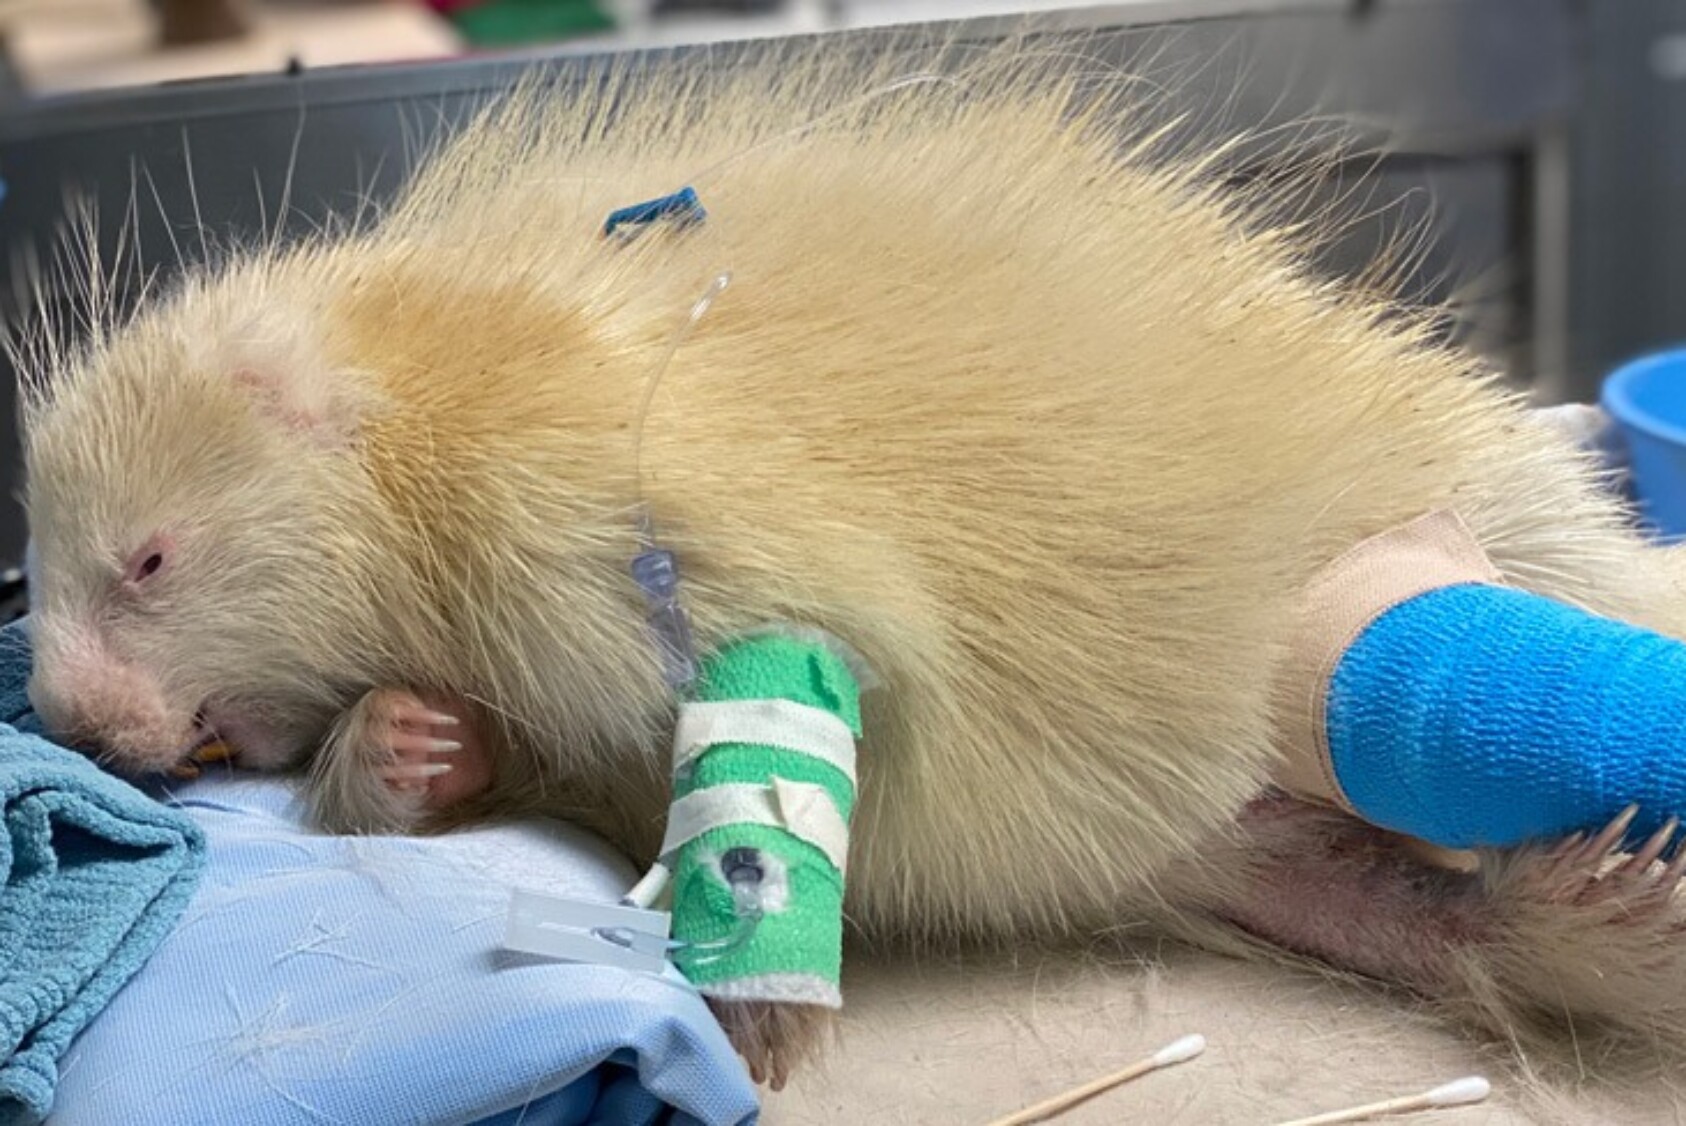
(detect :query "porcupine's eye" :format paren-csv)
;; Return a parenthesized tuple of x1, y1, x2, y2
(121, 536, 171, 588)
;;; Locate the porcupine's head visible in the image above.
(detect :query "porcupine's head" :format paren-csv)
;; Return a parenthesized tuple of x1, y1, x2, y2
(18, 248, 402, 779)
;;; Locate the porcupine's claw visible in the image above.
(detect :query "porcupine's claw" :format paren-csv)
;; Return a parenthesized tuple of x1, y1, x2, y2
(1533, 805, 1686, 912)
(376, 698, 463, 794)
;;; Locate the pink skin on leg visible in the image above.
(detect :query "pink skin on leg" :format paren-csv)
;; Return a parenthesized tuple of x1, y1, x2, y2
(1220, 792, 1686, 994)
(1221, 792, 1494, 991)
(373, 690, 495, 812)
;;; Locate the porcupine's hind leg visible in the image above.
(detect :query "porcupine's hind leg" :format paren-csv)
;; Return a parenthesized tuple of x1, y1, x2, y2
(1175, 396, 1686, 1066)
(1204, 792, 1686, 1069)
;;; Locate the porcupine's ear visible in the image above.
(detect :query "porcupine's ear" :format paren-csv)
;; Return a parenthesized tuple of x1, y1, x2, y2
(197, 307, 371, 450)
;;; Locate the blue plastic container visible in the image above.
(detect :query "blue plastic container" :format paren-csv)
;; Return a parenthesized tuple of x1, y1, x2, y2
(1602, 347, 1686, 540)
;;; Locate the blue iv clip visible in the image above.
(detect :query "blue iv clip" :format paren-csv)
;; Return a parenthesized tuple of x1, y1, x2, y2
(604, 186, 706, 239)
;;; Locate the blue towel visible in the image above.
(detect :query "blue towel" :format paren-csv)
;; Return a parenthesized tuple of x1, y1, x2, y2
(0, 624, 206, 1126)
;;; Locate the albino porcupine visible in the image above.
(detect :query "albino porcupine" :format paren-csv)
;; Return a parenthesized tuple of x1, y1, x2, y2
(16, 33, 1686, 1088)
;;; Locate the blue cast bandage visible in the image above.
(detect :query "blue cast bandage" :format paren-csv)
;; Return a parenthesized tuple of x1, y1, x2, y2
(1327, 582, 1686, 849)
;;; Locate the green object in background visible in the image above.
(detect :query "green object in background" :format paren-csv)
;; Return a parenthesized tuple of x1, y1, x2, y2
(448, 0, 615, 47)
(668, 631, 862, 1006)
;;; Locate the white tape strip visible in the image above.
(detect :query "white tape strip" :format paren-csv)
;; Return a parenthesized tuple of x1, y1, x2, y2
(673, 698, 857, 784)
(659, 779, 851, 875)
(700, 972, 843, 1008)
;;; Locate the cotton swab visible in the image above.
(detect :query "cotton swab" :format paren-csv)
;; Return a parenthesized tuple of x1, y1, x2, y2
(984, 1033, 1207, 1126)
(1270, 1076, 1492, 1126)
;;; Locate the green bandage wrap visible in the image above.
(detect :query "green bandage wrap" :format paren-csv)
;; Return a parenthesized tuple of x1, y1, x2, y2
(668, 632, 862, 1007)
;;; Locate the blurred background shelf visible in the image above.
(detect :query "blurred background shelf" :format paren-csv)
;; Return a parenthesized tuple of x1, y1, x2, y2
(0, 0, 463, 95)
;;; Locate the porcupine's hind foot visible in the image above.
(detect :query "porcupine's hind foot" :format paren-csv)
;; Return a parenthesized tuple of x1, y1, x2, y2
(308, 687, 497, 834)
(1447, 804, 1686, 1061)
(1215, 794, 1686, 1073)
(709, 998, 840, 1090)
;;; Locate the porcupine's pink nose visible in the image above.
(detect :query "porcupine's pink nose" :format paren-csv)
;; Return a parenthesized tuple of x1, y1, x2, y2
(27, 621, 185, 772)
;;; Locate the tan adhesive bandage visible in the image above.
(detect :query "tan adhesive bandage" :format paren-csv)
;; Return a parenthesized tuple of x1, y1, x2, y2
(1270, 509, 1502, 813)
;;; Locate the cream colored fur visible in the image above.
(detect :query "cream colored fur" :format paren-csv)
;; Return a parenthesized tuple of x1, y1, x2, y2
(18, 32, 1686, 1082)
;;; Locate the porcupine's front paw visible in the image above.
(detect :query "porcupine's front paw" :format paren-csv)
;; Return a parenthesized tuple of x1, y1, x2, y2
(709, 998, 838, 1090)
(308, 688, 495, 834)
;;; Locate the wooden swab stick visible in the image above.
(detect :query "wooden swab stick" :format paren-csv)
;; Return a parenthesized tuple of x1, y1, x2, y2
(1270, 1076, 1492, 1126)
(984, 1033, 1206, 1126)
